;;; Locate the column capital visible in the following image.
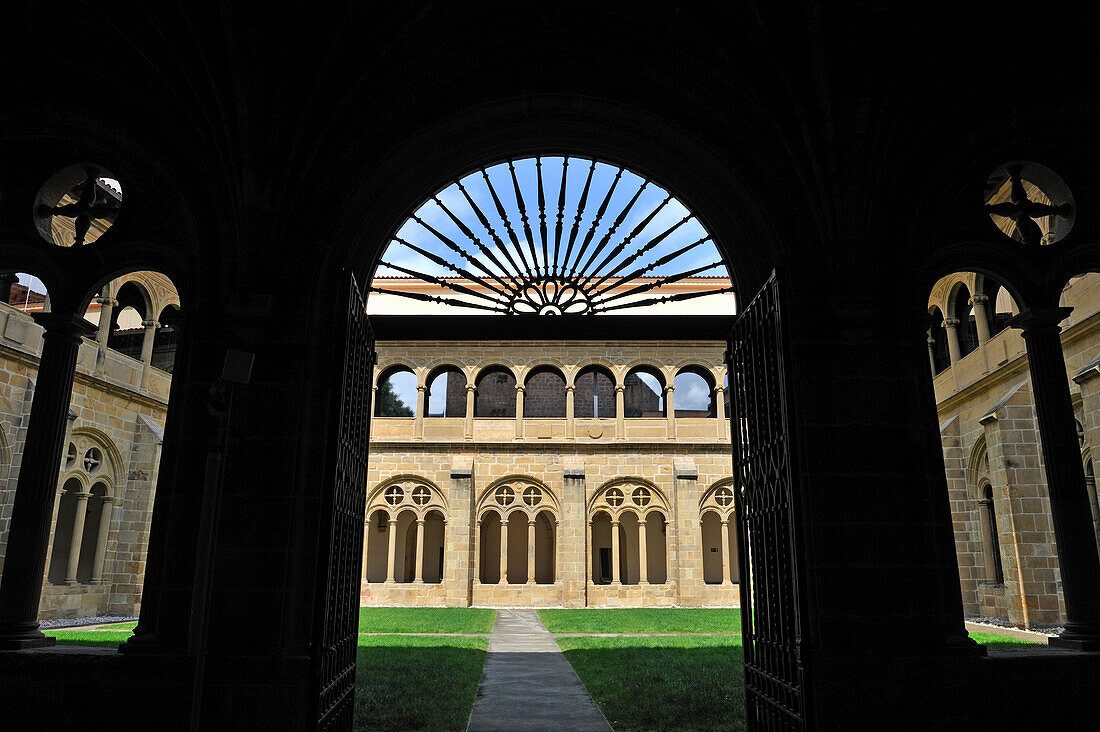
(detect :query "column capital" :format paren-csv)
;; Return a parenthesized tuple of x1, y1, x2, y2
(1008, 307, 1073, 336)
(466, 384, 478, 392)
(387, 518, 398, 526)
(141, 319, 161, 329)
(614, 385, 626, 393)
(564, 384, 576, 393)
(74, 491, 93, 500)
(968, 294, 990, 305)
(713, 385, 724, 393)
(515, 385, 526, 393)
(94, 296, 118, 307)
(416, 384, 427, 392)
(415, 518, 425, 526)
(942, 317, 960, 329)
(665, 384, 675, 393)
(610, 518, 621, 527)
(30, 312, 97, 340)
(528, 518, 536, 526)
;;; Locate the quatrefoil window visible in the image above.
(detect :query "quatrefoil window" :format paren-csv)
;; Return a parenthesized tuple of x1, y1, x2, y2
(496, 486, 515, 505)
(522, 486, 542, 506)
(983, 162, 1075, 246)
(631, 487, 651, 506)
(83, 447, 102, 474)
(384, 486, 405, 505)
(34, 165, 123, 247)
(605, 488, 624, 507)
(715, 487, 734, 506)
(411, 486, 431, 505)
(64, 443, 77, 470)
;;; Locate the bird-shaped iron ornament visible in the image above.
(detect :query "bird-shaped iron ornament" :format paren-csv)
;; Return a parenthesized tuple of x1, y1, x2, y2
(985, 165, 1073, 246)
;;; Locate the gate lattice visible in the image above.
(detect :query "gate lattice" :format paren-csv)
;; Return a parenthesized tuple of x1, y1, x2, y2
(313, 273, 375, 730)
(729, 271, 809, 730)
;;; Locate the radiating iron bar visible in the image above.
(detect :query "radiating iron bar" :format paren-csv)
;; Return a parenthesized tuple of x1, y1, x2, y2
(594, 261, 725, 305)
(552, 157, 569, 277)
(366, 285, 508, 313)
(587, 194, 673, 280)
(568, 167, 623, 277)
(590, 235, 711, 299)
(562, 159, 596, 278)
(431, 196, 520, 292)
(454, 179, 525, 277)
(411, 214, 519, 294)
(536, 157, 549, 275)
(586, 214, 693, 292)
(379, 260, 508, 306)
(481, 168, 533, 276)
(576, 180, 649, 280)
(593, 284, 736, 313)
(392, 237, 511, 299)
(508, 160, 542, 278)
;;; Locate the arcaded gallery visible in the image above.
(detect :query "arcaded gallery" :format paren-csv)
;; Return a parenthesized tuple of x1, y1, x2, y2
(2, 3, 1100, 730)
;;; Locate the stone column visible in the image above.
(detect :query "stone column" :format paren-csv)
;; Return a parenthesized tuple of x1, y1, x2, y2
(94, 296, 117, 372)
(943, 317, 962, 365)
(370, 386, 379, 440)
(473, 519, 483, 585)
(527, 518, 536, 585)
(465, 384, 476, 440)
(714, 386, 726, 441)
(514, 386, 525, 439)
(638, 518, 649, 585)
(565, 384, 576, 439)
(414, 385, 427, 440)
(385, 518, 398, 583)
(41, 486, 67, 584)
(138, 319, 160, 389)
(611, 518, 621, 584)
(927, 332, 938, 375)
(1013, 308, 1100, 649)
(62, 491, 92, 584)
(970, 295, 991, 345)
(555, 520, 562, 585)
(720, 519, 732, 585)
(499, 517, 509, 584)
(615, 385, 625, 441)
(665, 385, 676, 439)
(88, 497, 115, 584)
(0, 313, 94, 649)
(413, 519, 425, 583)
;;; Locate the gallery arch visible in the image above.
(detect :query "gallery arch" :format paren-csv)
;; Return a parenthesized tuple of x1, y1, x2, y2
(363, 477, 448, 584)
(476, 478, 559, 586)
(588, 479, 669, 586)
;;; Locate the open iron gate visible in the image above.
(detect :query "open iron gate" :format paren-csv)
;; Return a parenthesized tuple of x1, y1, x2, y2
(313, 272, 375, 730)
(729, 271, 810, 730)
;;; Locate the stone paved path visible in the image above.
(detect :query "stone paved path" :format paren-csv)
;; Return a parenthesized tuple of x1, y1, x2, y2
(466, 609, 612, 732)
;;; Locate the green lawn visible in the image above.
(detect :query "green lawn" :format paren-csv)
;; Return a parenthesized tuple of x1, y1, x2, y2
(355, 635, 488, 731)
(969, 631, 1044, 650)
(558, 634, 745, 731)
(538, 608, 741, 634)
(358, 607, 495, 634)
(42, 629, 134, 648)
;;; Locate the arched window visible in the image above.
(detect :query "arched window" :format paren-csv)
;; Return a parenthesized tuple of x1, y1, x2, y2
(106, 281, 150, 358)
(364, 477, 448, 584)
(928, 307, 951, 374)
(152, 305, 180, 373)
(425, 366, 466, 417)
(476, 479, 559, 585)
(673, 367, 716, 417)
(979, 484, 1004, 585)
(375, 366, 416, 417)
(952, 285, 979, 358)
(624, 367, 665, 418)
(1, 273, 49, 312)
(575, 365, 615, 418)
(588, 480, 669, 585)
(524, 366, 566, 417)
(474, 366, 516, 417)
(984, 280, 1017, 337)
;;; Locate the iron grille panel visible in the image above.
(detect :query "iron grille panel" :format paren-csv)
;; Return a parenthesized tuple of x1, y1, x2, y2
(314, 272, 374, 730)
(729, 272, 808, 730)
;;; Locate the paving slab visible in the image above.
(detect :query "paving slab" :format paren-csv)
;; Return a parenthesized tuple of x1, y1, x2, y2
(467, 609, 612, 732)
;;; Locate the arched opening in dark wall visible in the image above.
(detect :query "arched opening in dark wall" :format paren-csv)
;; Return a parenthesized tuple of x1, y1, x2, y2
(952, 284, 980, 359)
(152, 305, 180, 373)
(105, 281, 150, 358)
(375, 366, 416, 417)
(425, 366, 466, 417)
(674, 367, 715, 417)
(523, 366, 567, 418)
(575, 365, 615, 418)
(928, 307, 951, 374)
(475, 366, 517, 417)
(624, 367, 665, 417)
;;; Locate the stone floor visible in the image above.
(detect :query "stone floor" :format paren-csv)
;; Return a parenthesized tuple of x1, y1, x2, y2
(466, 609, 612, 732)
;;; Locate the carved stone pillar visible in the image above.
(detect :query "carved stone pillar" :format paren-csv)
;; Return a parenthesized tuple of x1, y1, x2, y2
(94, 296, 117, 371)
(1013, 308, 1100, 649)
(665, 385, 676, 439)
(413, 519, 425, 583)
(499, 518, 509, 584)
(465, 384, 476, 440)
(385, 518, 398, 583)
(473, 519, 483, 585)
(0, 313, 94, 649)
(720, 519, 732, 585)
(138, 319, 160, 389)
(611, 518, 621, 585)
(414, 384, 427, 440)
(514, 385, 525, 439)
(714, 386, 726, 441)
(527, 519, 536, 585)
(638, 518, 649, 585)
(943, 317, 962, 364)
(565, 384, 575, 439)
(615, 385, 625, 441)
(970, 294, 991, 345)
(88, 497, 114, 584)
(927, 333, 938, 375)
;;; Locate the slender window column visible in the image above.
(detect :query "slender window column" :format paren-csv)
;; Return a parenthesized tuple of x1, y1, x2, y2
(554, 519, 561, 584)
(41, 486, 67, 583)
(615, 385, 625, 441)
(138, 319, 160, 389)
(385, 518, 398, 583)
(943, 317, 962, 364)
(370, 386, 379, 440)
(927, 332, 938, 375)
(611, 518, 621, 584)
(63, 496, 92, 585)
(1013, 308, 1100, 649)
(514, 386, 525, 439)
(0, 313, 94, 649)
(714, 386, 727, 441)
(89, 497, 115, 584)
(720, 519, 733, 585)
(94, 296, 117, 372)
(638, 518, 649, 585)
(526, 519, 536, 585)
(665, 385, 676, 439)
(414, 384, 427, 440)
(970, 295, 991, 345)
(413, 519, 425, 583)
(465, 384, 476, 440)
(473, 518, 483, 585)
(565, 384, 576, 439)
(499, 518, 509, 584)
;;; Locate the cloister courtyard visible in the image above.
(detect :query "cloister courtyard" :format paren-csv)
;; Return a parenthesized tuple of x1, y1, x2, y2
(42, 608, 1045, 731)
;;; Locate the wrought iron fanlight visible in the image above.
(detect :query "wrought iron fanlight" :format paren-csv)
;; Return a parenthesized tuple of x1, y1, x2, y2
(370, 156, 732, 314)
